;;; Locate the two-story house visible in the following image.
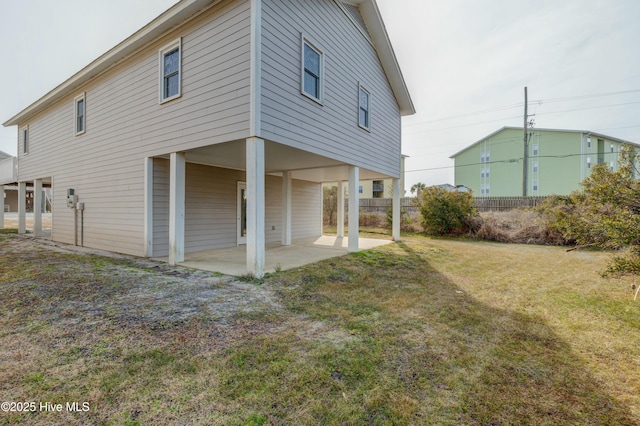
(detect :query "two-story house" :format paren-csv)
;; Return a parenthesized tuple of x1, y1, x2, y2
(451, 127, 639, 197)
(3, 0, 414, 277)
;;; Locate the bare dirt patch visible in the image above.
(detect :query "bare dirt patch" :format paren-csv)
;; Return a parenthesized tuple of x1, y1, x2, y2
(1, 235, 280, 329)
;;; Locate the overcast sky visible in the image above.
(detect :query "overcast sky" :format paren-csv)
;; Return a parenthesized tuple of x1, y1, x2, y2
(1, 0, 639, 189)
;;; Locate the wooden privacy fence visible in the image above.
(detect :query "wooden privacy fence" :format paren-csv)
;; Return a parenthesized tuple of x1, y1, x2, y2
(356, 196, 550, 213)
(358, 198, 417, 213)
(473, 196, 549, 212)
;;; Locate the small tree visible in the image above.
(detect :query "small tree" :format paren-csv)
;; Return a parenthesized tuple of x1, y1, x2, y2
(323, 185, 338, 226)
(410, 182, 426, 196)
(416, 186, 478, 236)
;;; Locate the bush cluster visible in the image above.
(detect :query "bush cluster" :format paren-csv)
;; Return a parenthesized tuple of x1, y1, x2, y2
(415, 186, 478, 236)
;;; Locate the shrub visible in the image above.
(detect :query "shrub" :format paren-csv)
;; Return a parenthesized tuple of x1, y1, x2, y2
(538, 144, 640, 277)
(416, 187, 478, 236)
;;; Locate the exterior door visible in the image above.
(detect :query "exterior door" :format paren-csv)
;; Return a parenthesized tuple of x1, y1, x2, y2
(237, 182, 247, 245)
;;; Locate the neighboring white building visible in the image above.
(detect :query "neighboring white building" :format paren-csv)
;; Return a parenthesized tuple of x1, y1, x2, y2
(3, 0, 414, 277)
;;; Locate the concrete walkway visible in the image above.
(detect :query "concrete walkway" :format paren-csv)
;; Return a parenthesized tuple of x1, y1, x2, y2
(174, 235, 393, 276)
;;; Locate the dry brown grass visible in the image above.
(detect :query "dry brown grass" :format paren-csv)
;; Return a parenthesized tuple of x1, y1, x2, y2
(472, 208, 567, 245)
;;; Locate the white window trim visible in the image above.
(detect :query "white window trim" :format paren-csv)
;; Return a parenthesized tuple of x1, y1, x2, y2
(74, 92, 86, 136)
(22, 126, 29, 155)
(532, 144, 539, 156)
(358, 83, 371, 131)
(159, 38, 182, 104)
(300, 35, 324, 104)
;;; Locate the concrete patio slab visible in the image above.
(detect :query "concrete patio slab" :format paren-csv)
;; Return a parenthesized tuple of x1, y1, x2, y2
(170, 236, 393, 276)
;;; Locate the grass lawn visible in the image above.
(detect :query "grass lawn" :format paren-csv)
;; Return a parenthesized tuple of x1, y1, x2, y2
(1, 234, 639, 425)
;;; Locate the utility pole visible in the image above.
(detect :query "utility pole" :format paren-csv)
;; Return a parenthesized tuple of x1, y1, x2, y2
(522, 87, 528, 197)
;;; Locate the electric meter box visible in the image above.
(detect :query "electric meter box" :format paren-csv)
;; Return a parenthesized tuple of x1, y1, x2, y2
(67, 188, 78, 208)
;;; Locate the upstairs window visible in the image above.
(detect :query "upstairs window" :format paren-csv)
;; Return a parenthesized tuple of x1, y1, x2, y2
(75, 93, 86, 135)
(358, 85, 371, 130)
(22, 126, 28, 154)
(159, 39, 182, 103)
(532, 144, 539, 156)
(302, 38, 323, 102)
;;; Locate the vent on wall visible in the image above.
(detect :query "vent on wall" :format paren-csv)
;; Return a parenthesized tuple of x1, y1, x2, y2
(341, 2, 369, 37)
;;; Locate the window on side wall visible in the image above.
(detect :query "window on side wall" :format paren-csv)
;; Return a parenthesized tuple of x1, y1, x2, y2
(75, 93, 86, 135)
(301, 38, 323, 103)
(22, 126, 28, 154)
(358, 85, 371, 130)
(159, 38, 182, 103)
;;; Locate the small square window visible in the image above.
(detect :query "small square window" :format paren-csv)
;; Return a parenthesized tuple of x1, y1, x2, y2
(532, 161, 538, 173)
(587, 136, 591, 148)
(159, 39, 182, 103)
(75, 93, 86, 135)
(611, 144, 614, 153)
(358, 185, 363, 194)
(301, 38, 323, 102)
(533, 180, 538, 192)
(358, 85, 371, 130)
(532, 144, 539, 156)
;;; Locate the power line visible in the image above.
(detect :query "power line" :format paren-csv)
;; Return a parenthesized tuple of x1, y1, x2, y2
(534, 101, 640, 116)
(403, 89, 640, 130)
(530, 89, 640, 105)
(405, 150, 630, 174)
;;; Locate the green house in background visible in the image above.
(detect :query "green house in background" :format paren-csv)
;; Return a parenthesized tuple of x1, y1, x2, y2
(451, 127, 640, 196)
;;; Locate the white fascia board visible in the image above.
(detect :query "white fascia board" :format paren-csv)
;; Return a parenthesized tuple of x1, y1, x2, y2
(3, 0, 221, 127)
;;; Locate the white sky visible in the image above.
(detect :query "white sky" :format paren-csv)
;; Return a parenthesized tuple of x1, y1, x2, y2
(2, 0, 639, 190)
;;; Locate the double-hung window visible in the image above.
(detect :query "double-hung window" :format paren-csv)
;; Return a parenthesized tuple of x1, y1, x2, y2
(302, 38, 322, 102)
(358, 85, 371, 130)
(160, 39, 182, 103)
(75, 93, 86, 135)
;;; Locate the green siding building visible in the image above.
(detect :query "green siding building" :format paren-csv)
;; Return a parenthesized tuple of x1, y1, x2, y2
(451, 127, 639, 196)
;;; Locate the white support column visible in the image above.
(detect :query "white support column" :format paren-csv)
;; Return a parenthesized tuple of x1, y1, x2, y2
(392, 178, 401, 242)
(337, 181, 346, 238)
(0, 185, 4, 229)
(246, 137, 265, 277)
(282, 171, 292, 246)
(169, 152, 185, 265)
(348, 166, 359, 252)
(18, 182, 26, 234)
(144, 157, 154, 257)
(33, 179, 42, 237)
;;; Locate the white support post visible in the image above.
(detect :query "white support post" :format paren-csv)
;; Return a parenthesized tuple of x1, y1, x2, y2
(169, 152, 185, 265)
(144, 157, 154, 257)
(337, 181, 345, 238)
(0, 185, 4, 229)
(246, 137, 265, 277)
(348, 166, 359, 252)
(392, 178, 401, 242)
(18, 182, 26, 234)
(34, 179, 42, 237)
(282, 171, 292, 246)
